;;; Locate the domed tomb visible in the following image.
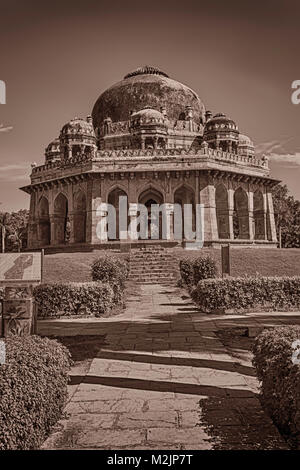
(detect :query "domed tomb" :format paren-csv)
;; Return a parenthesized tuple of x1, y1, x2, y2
(92, 66, 205, 129)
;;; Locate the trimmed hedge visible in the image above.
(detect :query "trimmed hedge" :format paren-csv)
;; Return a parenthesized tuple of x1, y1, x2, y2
(91, 256, 129, 306)
(91, 256, 129, 286)
(34, 281, 114, 318)
(179, 256, 217, 287)
(252, 326, 300, 449)
(0, 335, 71, 450)
(191, 276, 300, 313)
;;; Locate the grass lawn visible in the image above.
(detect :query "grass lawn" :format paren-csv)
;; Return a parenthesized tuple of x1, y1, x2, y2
(43, 248, 300, 283)
(176, 247, 300, 278)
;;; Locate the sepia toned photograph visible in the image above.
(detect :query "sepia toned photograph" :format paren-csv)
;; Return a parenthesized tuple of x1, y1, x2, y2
(0, 0, 300, 460)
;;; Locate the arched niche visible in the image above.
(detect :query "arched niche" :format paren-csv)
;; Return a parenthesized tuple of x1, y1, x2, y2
(54, 193, 68, 244)
(233, 187, 249, 239)
(73, 191, 87, 243)
(174, 185, 196, 240)
(107, 187, 128, 241)
(138, 187, 164, 239)
(253, 189, 265, 240)
(38, 197, 50, 245)
(215, 183, 230, 239)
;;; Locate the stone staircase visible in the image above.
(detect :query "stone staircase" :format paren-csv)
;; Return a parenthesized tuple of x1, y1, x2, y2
(128, 246, 178, 284)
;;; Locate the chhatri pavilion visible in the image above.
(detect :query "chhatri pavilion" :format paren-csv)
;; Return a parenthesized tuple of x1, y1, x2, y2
(21, 65, 278, 250)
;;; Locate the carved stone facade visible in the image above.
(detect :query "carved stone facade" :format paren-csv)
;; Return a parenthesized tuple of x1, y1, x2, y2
(21, 66, 278, 249)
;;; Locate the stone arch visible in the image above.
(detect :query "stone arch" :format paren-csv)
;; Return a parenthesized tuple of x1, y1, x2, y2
(138, 187, 164, 239)
(253, 189, 265, 240)
(53, 193, 69, 244)
(107, 187, 128, 241)
(233, 187, 249, 239)
(215, 183, 230, 239)
(38, 196, 50, 245)
(73, 190, 87, 243)
(174, 184, 196, 240)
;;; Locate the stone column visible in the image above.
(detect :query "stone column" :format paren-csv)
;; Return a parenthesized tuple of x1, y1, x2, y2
(199, 174, 218, 243)
(228, 187, 235, 240)
(128, 204, 139, 240)
(68, 213, 75, 243)
(86, 178, 103, 244)
(266, 191, 277, 242)
(248, 191, 254, 240)
(50, 215, 57, 245)
(262, 192, 268, 240)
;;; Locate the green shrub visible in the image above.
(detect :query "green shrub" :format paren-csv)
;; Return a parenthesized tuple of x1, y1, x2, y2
(191, 276, 300, 313)
(91, 256, 129, 287)
(179, 255, 217, 287)
(0, 335, 71, 450)
(252, 326, 300, 449)
(179, 258, 195, 286)
(34, 281, 114, 318)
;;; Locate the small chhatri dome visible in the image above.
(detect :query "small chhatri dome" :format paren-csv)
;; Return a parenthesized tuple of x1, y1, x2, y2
(60, 116, 95, 137)
(45, 138, 60, 162)
(131, 107, 166, 129)
(205, 113, 238, 131)
(239, 133, 254, 146)
(132, 107, 165, 120)
(124, 65, 169, 79)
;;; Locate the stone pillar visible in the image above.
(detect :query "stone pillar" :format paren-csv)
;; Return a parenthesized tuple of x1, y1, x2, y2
(162, 203, 174, 241)
(262, 192, 268, 240)
(266, 191, 277, 242)
(128, 204, 139, 240)
(228, 187, 235, 240)
(199, 174, 218, 243)
(68, 212, 75, 243)
(50, 215, 56, 245)
(86, 178, 103, 244)
(248, 191, 254, 240)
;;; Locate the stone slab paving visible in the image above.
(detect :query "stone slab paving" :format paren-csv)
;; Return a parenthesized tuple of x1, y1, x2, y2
(40, 284, 293, 450)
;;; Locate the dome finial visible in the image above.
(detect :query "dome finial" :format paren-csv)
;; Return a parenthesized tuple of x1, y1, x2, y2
(124, 65, 169, 79)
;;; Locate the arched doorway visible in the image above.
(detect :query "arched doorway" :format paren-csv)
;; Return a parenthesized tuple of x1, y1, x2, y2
(138, 188, 164, 239)
(253, 190, 265, 240)
(233, 187, 249, 239)
(73, 191, 87, 243)
(107, 188, 128, 241)
(215, 184, 230, 239)
(174, 185, 196, 241)
(54, 193, 68, 244)
(38, 197, 50, 245)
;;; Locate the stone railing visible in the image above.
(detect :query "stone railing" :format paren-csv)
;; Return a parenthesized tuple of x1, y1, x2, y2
(99, 121, 131, 137)
(30, 146, 268, 178)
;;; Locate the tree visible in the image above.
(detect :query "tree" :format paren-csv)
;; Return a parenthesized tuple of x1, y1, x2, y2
(6, 210, 29, 252)
(272, 184, 300, 248)
(0, 211, 10, 253)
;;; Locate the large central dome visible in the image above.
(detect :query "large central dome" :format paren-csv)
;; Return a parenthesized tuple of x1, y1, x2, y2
(92, 66, 205, 129)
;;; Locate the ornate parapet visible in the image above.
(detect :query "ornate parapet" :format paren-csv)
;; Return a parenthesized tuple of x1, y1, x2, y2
(21, 146, 270, 193)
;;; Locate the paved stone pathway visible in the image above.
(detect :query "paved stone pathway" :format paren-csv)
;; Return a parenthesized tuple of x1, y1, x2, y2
(41, 284, 291, 450)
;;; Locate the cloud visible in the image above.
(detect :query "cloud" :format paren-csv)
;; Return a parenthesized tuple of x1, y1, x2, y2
(0, 163, 31, 182)
(0, 123, 13, 133)
(269, 152, 300, 167)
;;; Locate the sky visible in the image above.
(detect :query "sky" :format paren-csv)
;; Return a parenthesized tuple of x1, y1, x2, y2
(0, 0, 299, 211)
